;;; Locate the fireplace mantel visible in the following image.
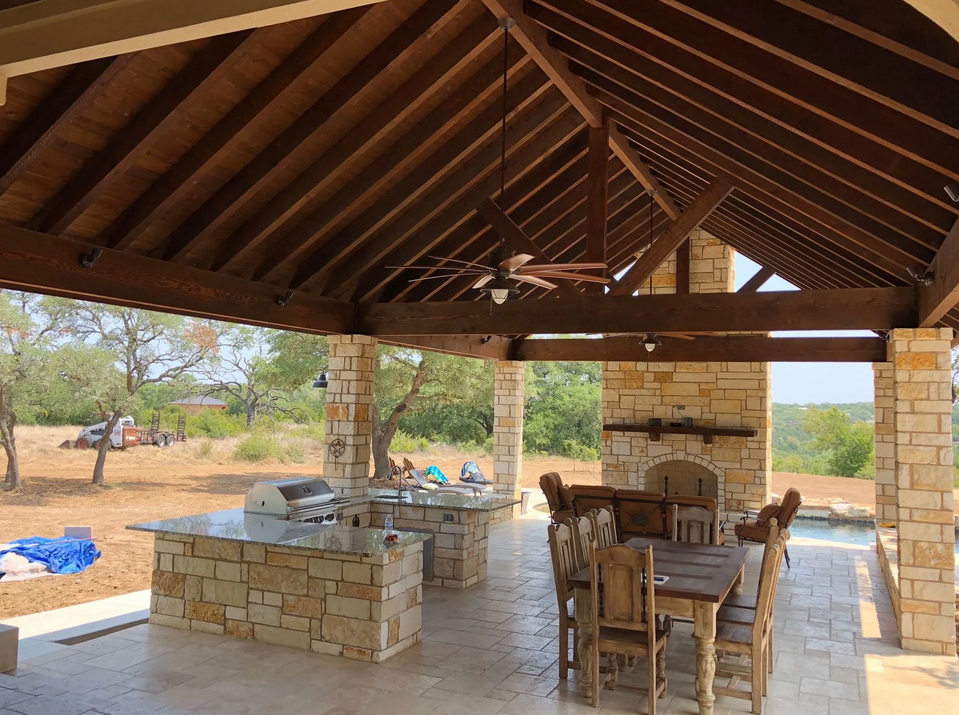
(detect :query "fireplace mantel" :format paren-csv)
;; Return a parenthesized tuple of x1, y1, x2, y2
(602, 423, 758, 444)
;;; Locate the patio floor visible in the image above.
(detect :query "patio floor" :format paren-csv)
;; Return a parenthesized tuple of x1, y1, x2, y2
(1, 514, 956, 715)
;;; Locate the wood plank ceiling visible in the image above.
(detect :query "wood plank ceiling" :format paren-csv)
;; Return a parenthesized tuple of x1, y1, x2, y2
(0, 0, 958, 334)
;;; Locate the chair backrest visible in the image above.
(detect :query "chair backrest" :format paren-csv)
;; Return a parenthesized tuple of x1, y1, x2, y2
(548, 522, 577, 610)
(540, 472, 567, 512)
(666, 495, 718, 512)
(753, 532, 787, 644)
(616, 490, 668, 538)
(671, 504, 720, 545)
(570, 485, 616, 517)
(777, 488, 803, 528)
(403, 457, 415, 473)
(754, 518, 780, 604)
(588, 506, 618, 549)
(568, 515, 595, 571)
(591, 544, 657, 644)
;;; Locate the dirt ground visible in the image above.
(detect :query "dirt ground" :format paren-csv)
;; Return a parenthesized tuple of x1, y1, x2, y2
(0, 429, 955, 620)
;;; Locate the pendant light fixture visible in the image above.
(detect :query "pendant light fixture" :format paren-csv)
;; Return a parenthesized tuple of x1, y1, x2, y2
(642, 189, 660, 353)
(480, 16, 520, 307)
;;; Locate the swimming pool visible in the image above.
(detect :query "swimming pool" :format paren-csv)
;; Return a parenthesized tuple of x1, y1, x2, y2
(788, 516, 878, 546)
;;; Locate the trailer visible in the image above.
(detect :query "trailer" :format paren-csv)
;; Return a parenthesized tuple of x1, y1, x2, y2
(59, 414, 176, 449)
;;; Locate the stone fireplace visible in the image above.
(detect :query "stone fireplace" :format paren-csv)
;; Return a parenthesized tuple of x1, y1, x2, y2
(600, 231, 772, 518)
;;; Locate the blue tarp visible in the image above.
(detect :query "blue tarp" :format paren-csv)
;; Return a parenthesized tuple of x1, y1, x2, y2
(0, 536, 100, 575)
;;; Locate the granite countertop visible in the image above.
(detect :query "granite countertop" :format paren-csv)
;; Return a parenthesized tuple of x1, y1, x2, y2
(127, 508, 431, 555)
(368, 488, 521, 512)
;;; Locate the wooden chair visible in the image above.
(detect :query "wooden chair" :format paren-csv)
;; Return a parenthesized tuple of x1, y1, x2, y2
(589, 544, 669, 713)
(719, 519, 783, 675)
(666, 495, 726, 544)
(616, 490, 669, 540)
(541, 472, 575, 524)
(588, 506, 618, 549)
(570, 485, 616, 518)
(735, 488, 802, 566)
(712, 533, 787, 714)
(568, 515, 595, 572)
(548, 522, 580, 679)
(671, 504, 721, 545)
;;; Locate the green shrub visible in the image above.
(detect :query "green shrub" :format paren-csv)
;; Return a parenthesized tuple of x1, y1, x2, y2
(234, 433, 279, 462)
(390, 431, 430, 453)
(197, 440, 214, 459)
(188, 410, 246, 439)
(561, 439, 599, 462)
(282, 440, 306, 463)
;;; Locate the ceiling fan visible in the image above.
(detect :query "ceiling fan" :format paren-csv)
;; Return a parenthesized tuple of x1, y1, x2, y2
(396, 250, 609, 304)
(390, 17, 609, 305)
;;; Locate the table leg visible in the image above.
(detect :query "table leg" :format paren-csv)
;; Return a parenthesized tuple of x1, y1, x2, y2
(733, 565, 745, 596)
(573, 586, 593, 699)
(693, 601, 718, 715)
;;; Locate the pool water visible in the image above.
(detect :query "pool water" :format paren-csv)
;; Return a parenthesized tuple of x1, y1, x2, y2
(788, 517, 878, 546)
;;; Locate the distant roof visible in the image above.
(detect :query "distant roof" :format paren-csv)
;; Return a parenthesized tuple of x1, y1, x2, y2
(168, 396, 227, 407)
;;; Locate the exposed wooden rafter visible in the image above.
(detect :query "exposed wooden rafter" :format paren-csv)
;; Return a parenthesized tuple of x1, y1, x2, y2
(919, 217, 959, 327)
(609, 175, 733, 296)
(480, 0, 679, 219)
(738, 265, 776, 293)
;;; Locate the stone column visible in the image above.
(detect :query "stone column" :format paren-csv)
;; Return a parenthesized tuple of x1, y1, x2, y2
(873, 362, 897, 524)
(324, 335, 377, 498)
(493, 361, 525, 508)
(889, 328, 956, 656)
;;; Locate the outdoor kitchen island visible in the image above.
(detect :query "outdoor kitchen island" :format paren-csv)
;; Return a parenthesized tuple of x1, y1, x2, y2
(129, 509, 430, 663)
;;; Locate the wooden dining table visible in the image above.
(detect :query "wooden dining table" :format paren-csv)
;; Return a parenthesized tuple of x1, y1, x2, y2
(568, 538, 749, 715)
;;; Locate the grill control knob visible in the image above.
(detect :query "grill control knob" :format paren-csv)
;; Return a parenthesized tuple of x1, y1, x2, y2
(324, 513, 335, 522)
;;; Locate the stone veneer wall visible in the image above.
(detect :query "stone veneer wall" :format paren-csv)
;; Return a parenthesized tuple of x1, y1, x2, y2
(873, 362, 897, 524)
(601, 230, 771, 517)
(492, 361, 525, 521)
(324, 335, 377, 498)
(886, 328, 956, 656)
(149, 534, 423, 663)
(370, 504, 489, 589)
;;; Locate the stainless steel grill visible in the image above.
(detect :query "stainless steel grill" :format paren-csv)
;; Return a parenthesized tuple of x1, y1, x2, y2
(244, 477, 343, 524)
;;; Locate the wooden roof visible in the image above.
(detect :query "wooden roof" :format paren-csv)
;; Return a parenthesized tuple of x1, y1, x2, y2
(0, 0, 957, 349)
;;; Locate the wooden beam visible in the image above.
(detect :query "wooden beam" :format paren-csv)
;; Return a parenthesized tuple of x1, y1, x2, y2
(0, 0, 385, 86)
(381, 335, 511, 360)
(157, 0, 464, 263)
(357, 287, 917, 336)
(99, 8, 367, 252)
(0, 223, 353, 333)
(477, 199, 583, 299)
(675, 238, 690, 294)
(919, 217, 959, 327)
(514, 335, 888, 362)
(214, 14, 500, 273)
(0, 55, 134, 196)
(738, 265, 775, 293)
(607, 122, 679, 219)
(28, 32, 252, 235)
(609, 175, 732, 296)
(584, 118, 609, 295)
(480, 0, 678, 218)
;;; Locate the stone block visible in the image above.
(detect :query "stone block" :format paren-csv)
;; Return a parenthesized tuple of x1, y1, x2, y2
(322, 615, 388, 651)
(193, 538, 241, 562)
(266, 552, 309, 569)
(309, 558, 343, 580)
(185, 602, 225, 625)
(343, 562, 372, 584)
(248, 563, 308, 595)
(327, 595, 371, 619)
(248, 603, 282, 626)
(283, 595, 324, 618)
(0, 625, 17, 673)
(173, 555, 216, 578)
(280, 615, 311, 632)
(202, 579, 248, 607)
(226, 620, 253, 639)
(215, 561, 242, 582)
(254, 624, 311, 650)
(152, 570, 184, 598)
(155, 595, 184, 618)
(263, 591, 282, 607)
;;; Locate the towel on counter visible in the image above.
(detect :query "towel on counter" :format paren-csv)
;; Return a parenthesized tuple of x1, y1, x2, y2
(0, 536, 100, 578)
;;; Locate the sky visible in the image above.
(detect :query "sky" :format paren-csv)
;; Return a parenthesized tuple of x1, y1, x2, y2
(733, 254, 875, 404)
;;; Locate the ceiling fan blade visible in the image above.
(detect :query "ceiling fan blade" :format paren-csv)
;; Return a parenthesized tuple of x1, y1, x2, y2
(472, 275, 494, 289)
(425, 255, 491, 270)
(386, 264, 485, 273)
(407, 273, 485, 283)
(524, 270, 611, 284)
(516, 262, 607, 272)
(500, 253, 535, 270)
(513, 275, 557, 289)
(660, 332, 697, 340)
